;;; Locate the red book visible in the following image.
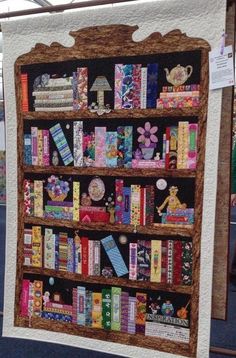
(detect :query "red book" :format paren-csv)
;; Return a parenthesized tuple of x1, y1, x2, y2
(161, 241, 167, 283)
(173, 240, 182, 285)
(21, 73, 29, 112)
(81, 237, 89, 276)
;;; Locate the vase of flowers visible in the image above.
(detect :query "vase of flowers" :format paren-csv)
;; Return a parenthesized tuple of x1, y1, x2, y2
(45, 175, 70, 201)
(137, 122, 158, 160)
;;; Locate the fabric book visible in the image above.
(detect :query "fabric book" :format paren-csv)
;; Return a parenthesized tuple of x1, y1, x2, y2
(101, 235, 128, 277)
(50, 123, 73, 165)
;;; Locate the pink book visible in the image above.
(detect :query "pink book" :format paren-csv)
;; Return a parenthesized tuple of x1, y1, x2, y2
(31, 127, 38, 165)
(42, 129, 50, 166)
(114, 64, 123, 109)
(72, 287, 77, 323)
(20, 279, 30, 317)
(132, 64, 142, 108)
(95, 127, 106, 167)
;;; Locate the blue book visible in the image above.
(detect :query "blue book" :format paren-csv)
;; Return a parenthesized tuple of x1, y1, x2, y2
(146, 63, 158, 108)
(123, 187, 131, 224)
(67, 237, 74, 272)
(24, 134, 32, 165)
(101, 235, 128, 277)
(124, 126, 133, 168)
(55, 234, 59, 271)
(106, 131, 117, 167)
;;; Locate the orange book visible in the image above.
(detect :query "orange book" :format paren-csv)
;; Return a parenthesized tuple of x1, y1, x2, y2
(21, 73, 29, 112)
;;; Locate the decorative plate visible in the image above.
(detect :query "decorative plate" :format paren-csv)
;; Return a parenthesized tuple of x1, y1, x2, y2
(88, 177, 105, 201)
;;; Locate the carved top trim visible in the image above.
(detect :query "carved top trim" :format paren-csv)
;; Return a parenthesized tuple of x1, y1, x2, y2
(15, 25, 210, 66)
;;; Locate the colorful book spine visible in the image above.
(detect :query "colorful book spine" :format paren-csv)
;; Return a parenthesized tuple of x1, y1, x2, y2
(122, 187, 131, 224)
(131, 184, 141, 226)
(167, 240, 174, 284)
(77, 67, 88, 109)
(93, 240, 100, 276)
(31, 127, 38, 165)
(72, 71, 78, 110)
(121, 291, 129, 333)
(106, 131, 117, 167)
(20, 279, 30, 317)
(177, 121, 189, 169)
(59, 232, 68, 271)
(73, 121, 83, 167)
(85, 290, 93, 327)
(133, 64, 142, 108)
(117, 126, 125, 167)
(92, 292, 102, 328)
(145, 185, 155, 224)
(124, 126, 133, 168)
(162, 133, 166, 162)
(102, 288, 111, 330)
(81, 237, 89, 276)
(140, 67, 147, 109)
(146, 63, 158, 108)
(173, 240, 182, 285)
(34, 180, 43, 217)
(72, 287, 77, 324)
(95, 127, 106, 167)
(21, 73, 29, 112)
(115, 179, 123, 224)
(129, 243, 137, 281)
(137, 240, 151, 281)
(111, 287, 121, 331)
(140, 187, 146, 226)
(135, 292, 147, 334)
(47, 201, 73, 207)
(167, 126, 178, 169)
(114, 64, 123, 109)
(128, 296, 136, 334)
(161, 240, 168, 283)
(182, 241, 193, 285)
(24, 134, 32, 165)
(67, 237, 74, 273)
(41, 312, 72, 322)
(55, 234, 59, 271)
(32, 226, 42, 267)
(50, 123, 73, 166)
(42, 129, 50, 166)
(77, 286, 86, 325)
(74, 235, 81, 274)
(32, 280, 43, 317)
(73, 181, 80, 222)
(150, 240, 162, 282)
(165, 127, 170, 169)
(188, 123, 198, 169)
(88, 240, 94, 276)
(101, 235, 128, 277)
(122, 64, 133, 109)
(37, 129, 43, 166)
(44, 228, 55, 269)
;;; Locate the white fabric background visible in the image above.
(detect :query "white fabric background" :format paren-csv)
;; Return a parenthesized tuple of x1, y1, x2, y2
(1, 0, 226, 357)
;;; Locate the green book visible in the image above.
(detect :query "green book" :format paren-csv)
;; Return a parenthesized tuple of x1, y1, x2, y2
(102, 288, 111, 330)
(111, 287, 121, 331)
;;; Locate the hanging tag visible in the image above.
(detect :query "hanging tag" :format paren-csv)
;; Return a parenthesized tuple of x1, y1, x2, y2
(220, 30, 227, 55)
(209, 44, 235, 90)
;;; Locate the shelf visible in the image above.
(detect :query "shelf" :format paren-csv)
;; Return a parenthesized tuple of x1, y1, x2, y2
(23, 165, 196, 178)
(22, 108, 200, 120)
(23, 266, 192, 295)
(16, 316, 190, 355)
(24, 216, 194, 237)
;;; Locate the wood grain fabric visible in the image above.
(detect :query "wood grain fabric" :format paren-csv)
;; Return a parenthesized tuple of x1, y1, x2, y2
(14, 25, 210, 357)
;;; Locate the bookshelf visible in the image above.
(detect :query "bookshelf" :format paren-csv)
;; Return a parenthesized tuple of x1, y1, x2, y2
(15, 25, 210, 357)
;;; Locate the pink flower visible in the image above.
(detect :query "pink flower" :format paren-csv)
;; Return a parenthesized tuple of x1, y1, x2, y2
(137, 122, 158, 147)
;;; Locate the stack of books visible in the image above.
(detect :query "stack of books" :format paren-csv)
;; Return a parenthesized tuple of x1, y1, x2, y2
(157, 85, 200, 108)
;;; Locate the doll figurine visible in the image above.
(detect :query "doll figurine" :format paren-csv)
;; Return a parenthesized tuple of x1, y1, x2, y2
(156, 185, 186, 216)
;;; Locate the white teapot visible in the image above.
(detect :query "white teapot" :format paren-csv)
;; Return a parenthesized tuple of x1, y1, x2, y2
(164, 64, 193, 86)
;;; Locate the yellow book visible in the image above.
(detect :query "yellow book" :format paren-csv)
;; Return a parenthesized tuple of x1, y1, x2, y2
(73, 181, 80, 221)
(150, 240, 162, 282)
(32, 226, 42, 267)
(92, 292, 102, 328)
(34, 180, 43, 217)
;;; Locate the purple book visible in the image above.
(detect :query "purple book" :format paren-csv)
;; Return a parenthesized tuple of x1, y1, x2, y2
(47, 201, 73, 207)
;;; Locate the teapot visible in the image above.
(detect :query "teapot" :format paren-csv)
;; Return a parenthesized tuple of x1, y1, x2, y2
(164, 64, 193, 86)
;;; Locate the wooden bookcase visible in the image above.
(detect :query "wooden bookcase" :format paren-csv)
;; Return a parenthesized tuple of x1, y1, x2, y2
(14, 25, 210, 357)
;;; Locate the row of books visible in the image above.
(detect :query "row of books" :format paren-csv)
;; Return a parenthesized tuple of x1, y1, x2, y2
(156, 84, 200, 108)
(20, 279, 190, 343)
(163, 122, 198, 169)
(23, 226, 192, 286)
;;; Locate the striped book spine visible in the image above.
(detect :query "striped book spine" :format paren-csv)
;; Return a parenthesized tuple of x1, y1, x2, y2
(59, 232, 68, 271)
(128, 296, 136, 334)
(167, 240, 174, 284)
(131, 185, 141, 225)
(161, 240, 168, 283)
(177, 121, 189, 169)
(31, 127, 38, 166)
(111, 287, 121, 331)
(50, 123, 73, 166)
(21, 73, 29, 112)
